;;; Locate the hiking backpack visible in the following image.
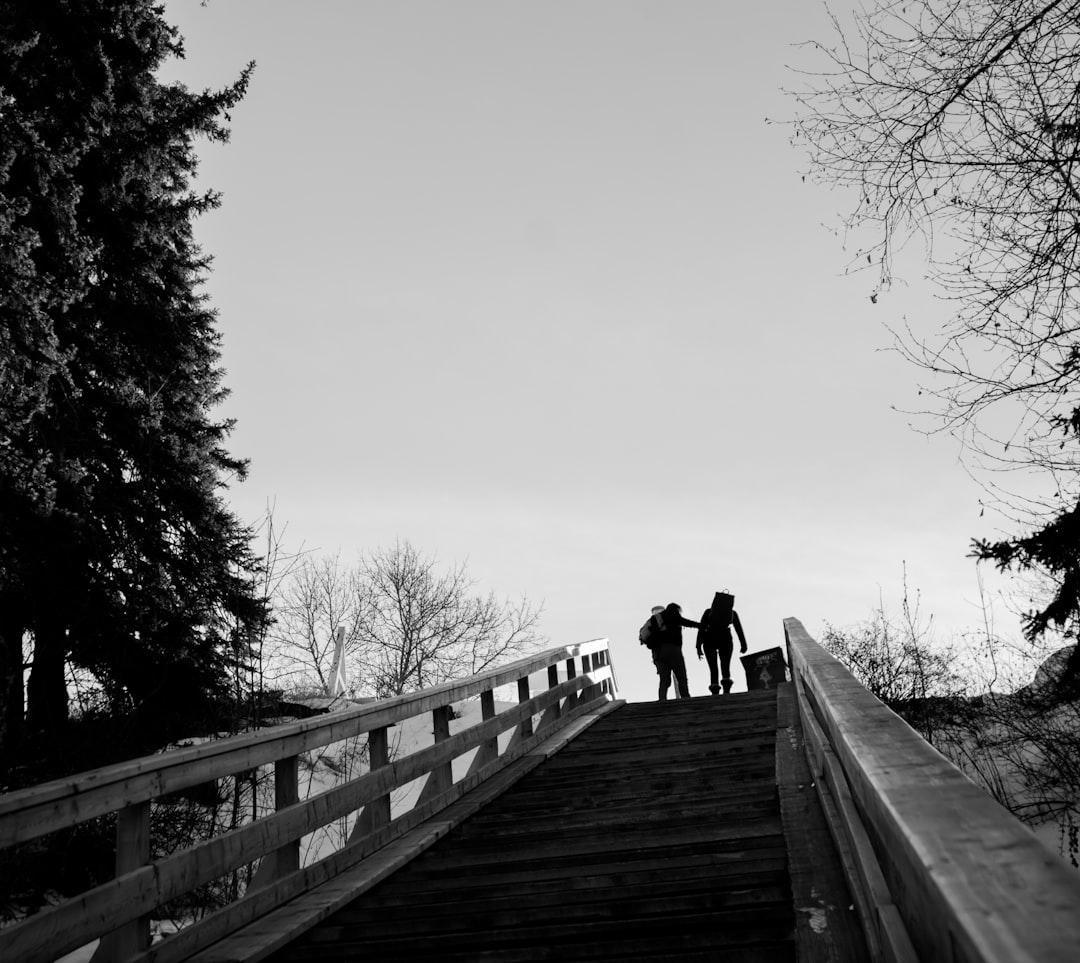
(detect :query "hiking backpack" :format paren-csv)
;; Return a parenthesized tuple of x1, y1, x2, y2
(639, 611, 665, 648)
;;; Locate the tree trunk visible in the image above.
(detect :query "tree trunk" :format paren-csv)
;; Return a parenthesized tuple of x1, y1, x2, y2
(26, 614, 68, 737)
(0, 611, 26, 757)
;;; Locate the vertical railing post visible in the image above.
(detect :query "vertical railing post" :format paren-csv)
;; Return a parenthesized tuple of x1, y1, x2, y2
(507, 674, 533, 750)
(417, 705, 453, 805)
(600, 648, 614, 695)
(582, 652, 602, 703)
(249, 755, 300, 891)
(565, 655, 578, 711)
(273, 755, 300, 875)
(92, 800, 150, 962)
(368, 725, 391, 825)
(517, 675, 533, 739)
(119, 801, 149, 951)
(536, 663, 563, 732)
(466, 688, 499, 777)
(350, 726, 390, 841)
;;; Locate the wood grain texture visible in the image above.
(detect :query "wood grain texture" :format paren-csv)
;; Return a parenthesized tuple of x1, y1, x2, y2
(264, 690, 797, 962)
(776, 679, 870, 963)
(0, 641, 613, 847)
(180, 701, 622, 963)
(0, 648, 614, 963)
(786, 616, 1080, 963)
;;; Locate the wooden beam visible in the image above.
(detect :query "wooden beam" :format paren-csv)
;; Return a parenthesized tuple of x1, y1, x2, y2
(249, 756, 300, 892)
(91, 800, 151, 962)
(416, 705, 452, 806)
(785, 617, 1080, 963)
(465, 690, 499, 779)
(349, 727, 390, 842)
(536, 665, 563, 731)
(565, 656, 578, 712)
(0, 639, 615, 848)
(0, 647, 616, 963)
(183, 697, 624, 963)
(776, 683, 871, 963)
(506, 676, 534, 753)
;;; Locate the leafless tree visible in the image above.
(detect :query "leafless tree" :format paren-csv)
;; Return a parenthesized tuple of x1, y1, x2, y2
(352, 541, 545, 698)
(265, 552, 360, 696)
(265, 540, 545, 700)
(822, 570, 968, 742)
(790, 0, 1080, 644)
(825, 572, 1079, 864)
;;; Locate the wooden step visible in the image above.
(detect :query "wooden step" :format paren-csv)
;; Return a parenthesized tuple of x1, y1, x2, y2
(266, 690, 796, 962)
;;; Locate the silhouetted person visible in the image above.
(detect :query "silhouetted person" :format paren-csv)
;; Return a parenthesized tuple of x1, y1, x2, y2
(696, 591, 748, 695)
(653, 602, 699, 701)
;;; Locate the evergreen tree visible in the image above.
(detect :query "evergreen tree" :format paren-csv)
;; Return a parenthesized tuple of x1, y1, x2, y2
(0, 0, 265, 766)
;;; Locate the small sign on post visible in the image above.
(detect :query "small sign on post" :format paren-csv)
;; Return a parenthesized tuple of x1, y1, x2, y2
(740, 647, 788, 690)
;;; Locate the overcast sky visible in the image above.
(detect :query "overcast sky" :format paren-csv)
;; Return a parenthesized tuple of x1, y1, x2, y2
(161, 1, 1029, 702)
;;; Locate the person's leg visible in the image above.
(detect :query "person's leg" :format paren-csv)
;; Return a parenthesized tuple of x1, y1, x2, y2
(670, 647, 690, 699)
(719, 637, 734, 694)
(703, 644, 720, 695)
(653, 652, 672, 701)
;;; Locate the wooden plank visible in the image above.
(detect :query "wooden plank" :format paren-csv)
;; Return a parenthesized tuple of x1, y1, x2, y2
(792, 662, 887, 960)
(91, 800, 151, 963)
(276, 920, 795, 963)
(776, 682, 869, 963)
(535, 664, 563, 731)
(506, 675, 534, 750)
(0, 641, 614, 845)
(184, 699, 624, 963)
(346, 726, 388, 841)
(464, 689, 498, 778)
(264, 690, 795, 963)
(321, 881, 793, 928)
(415, 704, 452, 806)
(0, 682, 617, 963)
(786, 617, 1080, 963)
(793, 641, 920, 963)
(359, 859, 790, 906)
(306, 899, 793, 942)
(278, 944, 791, 963)
(249, 756, 301, 892)
(140, 697, 618, 963)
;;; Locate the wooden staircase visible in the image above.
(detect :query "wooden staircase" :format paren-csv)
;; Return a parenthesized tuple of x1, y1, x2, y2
(266, 690, 799, 962)
(12, 622, 1077, 961)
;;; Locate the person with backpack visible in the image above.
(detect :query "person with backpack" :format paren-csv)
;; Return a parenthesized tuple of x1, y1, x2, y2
(695, 590, 748, 695)
(641, 602, 699, 700)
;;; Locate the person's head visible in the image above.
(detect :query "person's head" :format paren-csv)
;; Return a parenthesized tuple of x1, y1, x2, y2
(666, 602, 681, 614)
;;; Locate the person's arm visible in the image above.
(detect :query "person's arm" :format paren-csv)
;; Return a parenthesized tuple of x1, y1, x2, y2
(732, 611, 748, 652)
(680, 615, 701, 629)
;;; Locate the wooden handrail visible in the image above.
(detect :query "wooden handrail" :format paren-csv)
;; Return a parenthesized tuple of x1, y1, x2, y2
(785, 617, 1080, 963)
(0, 639, 617, 963)
(0, 637, 612, 845)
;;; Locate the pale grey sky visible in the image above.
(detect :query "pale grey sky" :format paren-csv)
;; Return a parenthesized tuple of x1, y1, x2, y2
(163, 0, 1022, 702)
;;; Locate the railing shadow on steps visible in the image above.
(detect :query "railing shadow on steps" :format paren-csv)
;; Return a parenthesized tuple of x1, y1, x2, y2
(0, 639, 616, 963)
(785, 617, 1080, 963)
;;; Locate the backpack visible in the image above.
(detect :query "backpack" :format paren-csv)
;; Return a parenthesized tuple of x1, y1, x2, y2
(639, 611, 666, 649)
(711, 591, 734, 627)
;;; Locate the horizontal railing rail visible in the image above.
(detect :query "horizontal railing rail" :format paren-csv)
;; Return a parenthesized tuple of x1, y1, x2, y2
(0, 639, 616, 963)
(785, 617, 1080, 963)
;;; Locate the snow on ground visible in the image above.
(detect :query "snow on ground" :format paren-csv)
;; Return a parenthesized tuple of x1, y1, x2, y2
(297, 694, 519, 865)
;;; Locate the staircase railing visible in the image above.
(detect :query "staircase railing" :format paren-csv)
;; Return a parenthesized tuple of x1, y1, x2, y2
(785, 617, 1080, 963)
(0, 639, 616, 963)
